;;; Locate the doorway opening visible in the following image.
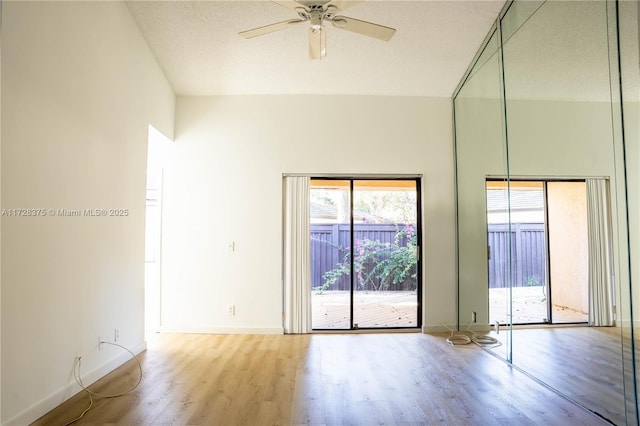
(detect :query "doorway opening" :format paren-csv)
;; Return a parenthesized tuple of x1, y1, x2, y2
(487, 179, 589, 325)
(144, 126, 171, 338)
(310, 178, 421, 330)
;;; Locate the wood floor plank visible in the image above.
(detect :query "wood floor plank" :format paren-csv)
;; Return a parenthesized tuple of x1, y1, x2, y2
(32, 332, 609, 426)
(488, 327, 628, 425)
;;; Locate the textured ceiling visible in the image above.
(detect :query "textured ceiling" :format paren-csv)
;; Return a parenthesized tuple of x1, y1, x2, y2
(126, 0, 506, 96)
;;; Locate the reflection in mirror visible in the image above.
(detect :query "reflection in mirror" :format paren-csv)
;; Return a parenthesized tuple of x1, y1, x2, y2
(454, 0, 639, 422)
(486, 180, 591, 326)
(499, 0, 543, 45)
(501, 0, 632, 423)
(618, 0, 640, 421)
(454, 28, 511, 362)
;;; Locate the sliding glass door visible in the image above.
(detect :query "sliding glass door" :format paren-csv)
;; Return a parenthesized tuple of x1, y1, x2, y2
(487, 180, 590, 326)
(310, 178, 421, 330)
(310, 180, 351, 329)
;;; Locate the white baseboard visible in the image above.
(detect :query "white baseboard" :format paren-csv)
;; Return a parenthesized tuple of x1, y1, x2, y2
(156, 325, 284, 335)
(5, 341, 147, 426)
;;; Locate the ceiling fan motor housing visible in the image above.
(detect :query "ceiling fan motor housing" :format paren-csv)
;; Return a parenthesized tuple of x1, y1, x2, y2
(309, 4, 327, 29)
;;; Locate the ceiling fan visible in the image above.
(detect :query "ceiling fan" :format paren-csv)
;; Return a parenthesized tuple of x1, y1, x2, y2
(239, 0, 396, 60)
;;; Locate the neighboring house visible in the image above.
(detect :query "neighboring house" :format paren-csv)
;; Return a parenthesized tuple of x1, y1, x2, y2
(486, 188, 545, 224)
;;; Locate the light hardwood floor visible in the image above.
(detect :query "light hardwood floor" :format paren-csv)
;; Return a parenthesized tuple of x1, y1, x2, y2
(487, 327, 631, 425)
(33, 332, 608, 425)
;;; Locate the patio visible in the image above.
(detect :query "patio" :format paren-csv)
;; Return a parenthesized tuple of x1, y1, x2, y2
(312, 291, 418, 329)
(311, 286, 587, 329)
(490, 286, 587, 325)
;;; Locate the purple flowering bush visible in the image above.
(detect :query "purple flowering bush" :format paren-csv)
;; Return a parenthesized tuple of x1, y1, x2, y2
(318, 226, 418, 293)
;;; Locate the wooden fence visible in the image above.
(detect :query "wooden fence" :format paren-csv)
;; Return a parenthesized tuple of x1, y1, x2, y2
(488, 223, 546, 288)
(310, 223, 410, 291)
(311, 222, 546, 291)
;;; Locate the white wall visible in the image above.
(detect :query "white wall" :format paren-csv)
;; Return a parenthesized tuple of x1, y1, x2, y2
(161, 95, 454, 333)
(506, 100, 615, 175)
(547, 182, 588, 314)
(626, 101, 640, 320)
(1, 2, 174, 424)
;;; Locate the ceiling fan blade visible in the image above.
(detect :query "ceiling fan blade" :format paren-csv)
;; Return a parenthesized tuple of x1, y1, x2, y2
(272, 1, 305, 11)
(331, 15, 396, 41)
(239, 19, 305, 39)
(324, 0, 364, 12)
(309, 27, 326, 60)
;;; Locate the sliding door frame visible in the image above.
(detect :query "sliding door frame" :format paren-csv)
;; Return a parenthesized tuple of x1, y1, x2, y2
(486, 176, 598, 326)
(310, 175, 423, 331)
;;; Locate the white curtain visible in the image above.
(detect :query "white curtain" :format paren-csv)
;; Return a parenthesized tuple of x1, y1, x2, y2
(283, 176, 312, 334)
(586, 179, 614, 326)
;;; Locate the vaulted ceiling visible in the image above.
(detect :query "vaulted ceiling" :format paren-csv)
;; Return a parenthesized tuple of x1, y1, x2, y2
(126, 0, 506, 97)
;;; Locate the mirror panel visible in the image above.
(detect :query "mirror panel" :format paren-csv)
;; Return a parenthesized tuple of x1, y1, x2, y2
(455, 0, 638, 421)
(618, 0, 640, 421)
(499, 0, 543, 45)
(501, 1, 629, 422)
(454, 28, 511, 361)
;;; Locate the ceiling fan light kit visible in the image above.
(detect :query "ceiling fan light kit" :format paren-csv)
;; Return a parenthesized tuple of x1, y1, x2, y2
(239, 0, 396, 60)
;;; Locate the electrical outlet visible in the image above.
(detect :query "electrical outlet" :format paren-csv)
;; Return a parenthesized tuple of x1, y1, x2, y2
(114, 328, 120, 342)
(227, 305, 235, 316)
(98, 336, 102, 350)
(472, 311, 477, 323)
